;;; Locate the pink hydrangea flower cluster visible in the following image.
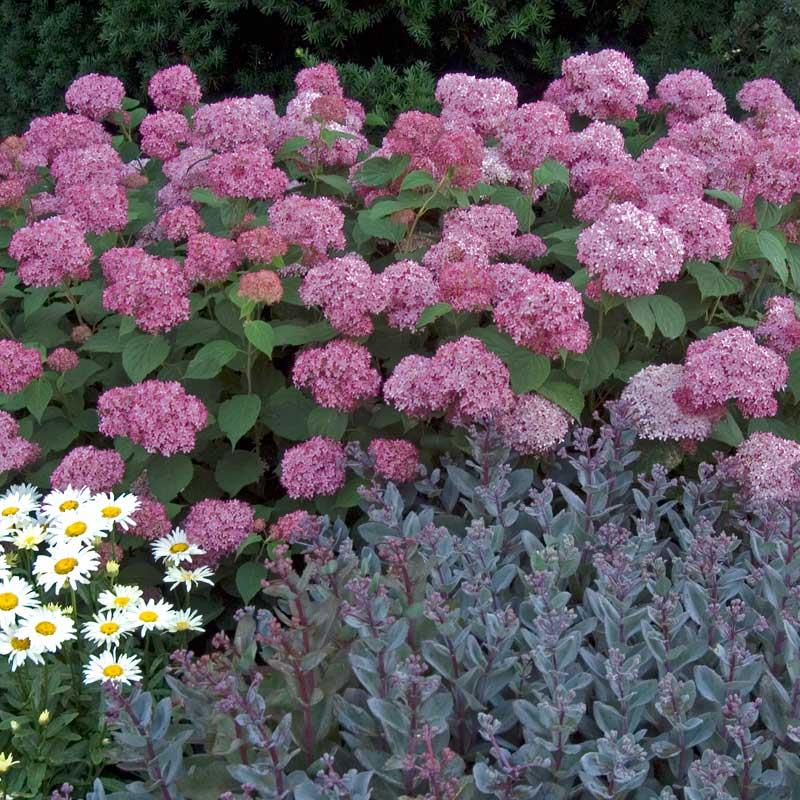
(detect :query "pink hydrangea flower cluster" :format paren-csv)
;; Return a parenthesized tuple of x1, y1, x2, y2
(97, 380, 208, 456)
(368, 439, 420, 483)
(140, 111, 191, 160)
(755, 296, 800, 356)
(46, 347, 79, 372)
(376, 261, 439, 329)
(237, 227, 288, 264)
(204, 145, 287, 200)
(147, 65, 202, 111)
(719, 432, 800, 503)
(498, 394, 571, 455)
(576, 202, 685, 297)
(100, 247, 191, 333)
(269, 510, 321, 544)
(184, 232, 241, 284)
(0, 411, 40, 472)
(129, 487, 171, 541)
(436, 73, 518, 137)
(56, 181, 129, 234)
(675, 327, 788, 419)
(238, 270, 284, 305)
(499, 102, 570, 174)
(50, 446, 125, 492)
(50, 144, 125, 188)
(184, 498, 256, 566)
(653, 70, 726, 126)
(293, 340, 381, 411)
(737, 79, 795, 117)
(22, 113, 111, 167)
(9, 216, 92, 287)
(192, 95, 278, 152)
(268, 195, 346, 268)
(65, 73, 125, 121)
(645, 195, 731, 261)
(0, 340, 42, 394)
(157, 205, 203, 241)
(280, 436, 346, 499)
(750, 136, 800, 204)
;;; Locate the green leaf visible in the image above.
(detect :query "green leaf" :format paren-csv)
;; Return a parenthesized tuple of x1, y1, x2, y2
(272, 321, 336, 347)
(625, 296, 655, 338)
(711, 410, 743, 446)
(243, 320, 275, 358)
(218, 395, 262, 449)
(490, 185, 533, 231)
(400, 170, 435, 191)
(579, 338, 620, 392)
(355, 154, 410, 187)
(533, 159, 570, 187)
(755, 197, 783, 230)
(686, 261, 743, 299)
(235, 561, 268, 603)
(788, 350, 800, 402)
(215, 450, 263, 495)
(415, 302, 453, 329)
(648, 294, 686, 338)
(275, 135, 310, 159)
(190, 187, 227, 208)
(82, 328, 123, 353)
(317, 174, 352, 195)
(356, 209, 406, 242)
(537, 380, 584, 419)
(185, 340, 238, 379)
(22, 378, 52, 422)
(307, 407, 349, 439)
(122, 334, 170, 383)
(506, 349, 551, 393)
(704, 189, 743, 210)
(262, 387, 315, 440)
(147, 455, 194, 502)
(755, 229, 789, 283)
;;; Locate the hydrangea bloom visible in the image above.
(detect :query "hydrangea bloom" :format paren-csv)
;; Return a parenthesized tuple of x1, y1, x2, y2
(184, 232, 241, 284)
(0, 411, 40, 472)
(368, 439, 420, 483)
(238, 270, 284, 305)
(675, 327, 788, 418)
(184, 499, 256, 567)
(237, 227, 288, 264)
(280, 437, 346, 499)
(576, 202, 685, 297)
(499, 102, 570, 173)
(50, 446, 125, 492)
(441, 205, 519, 257)
(300, 254, 385, 336)
(635, 145, 707, 198)
(493, 269, 591, 357)
(192, 96, 278, 152)
(139, 111, 191, 160)
(129, 486, 171, 542)
(621, 364, 717, 443)
(204, 146, 287, 200)
(719, 432, 800, 503)
(436, 73, 518, 137)
(56, 182, 128, 234)
(376, 261, 439, 330)
(645, 195, 731, 261)
(755, 296, 800, 356)
(269, 195, 346, 267)
(147, 65, 202, 111)
(572, 159, 643, 221)
(292, 340, 381, 411)
(295, 63, 343, 95)
(654, 70, 726, 125)
(0, 340, 42, 394)
(498, 394, 571, 455)
(383, 354, 448, 418)
(22, 113, 111, 167)
(64, 73, 125, 121)
(97, 381, 208, 456)
(737, 78, 795, 116)
(750, 137, 800, 204)
(9, 216, 92, 287)
(158, 205, 204, 241)
(558, 121, 628, 190)
(269, 510, 321, 543)
(50, 144, 125, 188)
(438, 256, 495, 311)
(46, 348, 79, 372)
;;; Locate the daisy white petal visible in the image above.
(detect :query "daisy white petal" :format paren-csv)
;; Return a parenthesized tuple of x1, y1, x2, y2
(81, 612, 134, 648)
(167, 608, 205, 633)
(151, 528, 204, 564)
(17, 607, 76, 653)
(0, 627, 45, 670)
(125, 598, 176, 633)
(89, 492, 140, 530)
(41, 487, 93, 520)
(98, 585, 143, 612)
(0, 576, 40, 630)
(83, 650, 143, 686)
(164, 564, 215, 591)
(33, 543, 99, 593)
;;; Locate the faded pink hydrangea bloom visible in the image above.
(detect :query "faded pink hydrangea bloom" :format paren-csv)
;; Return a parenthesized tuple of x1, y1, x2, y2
(368, 439, 420, 483)
(557, 121, 628, 191)
(280, 436, 346, 499)
(269, 510, 321, 544)
(645, 195, 731, 261)
(147, 65, 202, 111)
(237, 227, 288, 264)
(192, 95, 278, 152)
(576, 202, 685, 297)
(499, 101, 570, 173)
(50, 446, 125, 492)
(441, 204, 519, 257)
(422, 234, 488, 278)
(98, 380, 208, 456)
(46, 348, 79, 372)
(436, 73, 518, 137)
(498, 394, 571, 455)
(504, 233, 547, 262)
(22, 113, 111, 167)
(293, 340, 381, 411)
(737, 78, 795, 116)
(0, 411, 40, 472)
(56, 181, 128, 234)
(50, 144, 125, 188)
(719, 432, 800, 503)
(101, 247, 191, 334)
(635, 144, 708, 198)
(383, 354, 449, 418)
(675, 327, 788, 419)
(750, 136, 800, 204)
(184, 498, 256, 566)
(545, 49, 648, 120)
(184, 232, 241, 284)
(158, 205, 204, 241)
(65, 73, 125, 121)
(9, 216, 92, 287)
(755, 296, 800, 356)
(140, 111, 191, 160)
(493, 269, 591, 357)
(129, 485, 172, 541)
(0, 340, 42, 394)
(377, 261, 439, 330)
(204, 146, 287, 200)
(621, 363, 718, 443)
(269, 195, 345, 267)
(295, 63, 343, 95)
(438, 256, 495, 311)
(300, 254, 385, 336)
(654, 70, 726, 125)
(238, 270, 283, 304)
(572, 158, 643, 222)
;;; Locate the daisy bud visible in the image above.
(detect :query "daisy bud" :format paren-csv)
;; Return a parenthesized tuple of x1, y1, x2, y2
(106, 560, 120, 578)
(38, 709, 50, 725)
(8, 721, 19, 733)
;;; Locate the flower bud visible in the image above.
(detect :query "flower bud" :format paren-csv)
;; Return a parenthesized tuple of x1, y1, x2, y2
(38, 709, 49, 725)
(8, 720, 19, 733)
(105, 560, 120, 578)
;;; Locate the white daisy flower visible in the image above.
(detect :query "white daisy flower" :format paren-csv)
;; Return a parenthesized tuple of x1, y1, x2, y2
(18, 606, 76, 653)
(0, 628, 45, 670)
(167, 609, 205, 634)
(82, 612, 134, 648)
(151, 529, 204, 564)
(89, 492, 140, 530)
(0, 554, 11, 581)
(164, 564, 215, 592)
(125, 598, 176, 633)
(0, 489, 38, 532)
(47, 507, 110, 546)
(3, 483, 41, 504)
(83, 650, 143, 686)
(0, 576, 40, 630)
(33, 543, 99, 593)
(11, 522, 47, 551)
(41, 487, 93, 520)
(98, 584, 143, 612)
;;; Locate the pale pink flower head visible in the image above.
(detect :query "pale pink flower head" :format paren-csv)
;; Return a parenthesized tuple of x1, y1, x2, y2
(65, 73, 125, 121)
(645, 195, 731, 261)
(545, 49, 648, 120)
(299, 254, 385, 336)
(269, 195, 345, 267)
(184, 232, 241, 284)
(237, 227, 288, 264)
(558, 121, 628, 190)
(50, 144, 125, 188)
(438, 256, 496, 312)
(46, 347, 79, 373)
(22, 113, 111, 167)
(292, 339, 381, 412)
(436, 73, 518, 137)
(56, 182, 128, 235)
(750, 136, 800, 205)
(0, 340, 42, 394)
(140, 111, 191, 160)
(498, 393, 571, 455)
(383, 354, 448, 418)
(719, 432, 800, 504)
(654, 70, 726, 126)
(238, 270, 284, 305)
(9, 215, 92, 287)
(184, 498, 256, 567)
(204, 145, 287, 200)
(737, 78, 794, 116)
(0, 411, 40, 472)
(499, 101, 570, 173)
(572, 158, 643, 222)
(377, 260, 439, 330)
(756, 296, 800, 356)
(97, 380, 208, 456)
(635, 144, 707, 198)
(441, 204, 519, 257)
(576, 202, 685, 297)
(148, 65, 202, 111)
(621, 363, 717, 443)
(269, 510, 321, 544)
(158, 205, 203, 241)
(422, 233, 489, 279)
(129, 484, 171, 541)
(505, 233, 547, 262)
(675, 327, 788, 419)
(50, 446, 125, 492)
(280, 437, 346, 499)
(192, 96, 278, 152)
(368, 439, 420, 483)
(295, 63, 343, 96)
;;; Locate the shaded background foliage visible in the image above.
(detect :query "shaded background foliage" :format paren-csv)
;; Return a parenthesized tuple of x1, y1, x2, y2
(1, 0, 798, 136)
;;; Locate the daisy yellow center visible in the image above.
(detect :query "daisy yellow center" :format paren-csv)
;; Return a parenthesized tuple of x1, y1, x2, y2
(35, 621, 56, 636)
(0, 593, 18, 611)
(174, 620, 189, 631)
(169, 542, 189, 554)
(10, 637, 30, 651)
(21, 535, 38, 546)
(113, 597, 130, 607)
(54, 557, 78, 575)
(1, 507, 19, 517)
(139, 611, 158, 623)
(59, 500, 79, 512)
(100, 506, 121, 518)
(65, 522, 87, 537)
(99, 621, 120, 635)
(102, 664, 124, 679)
